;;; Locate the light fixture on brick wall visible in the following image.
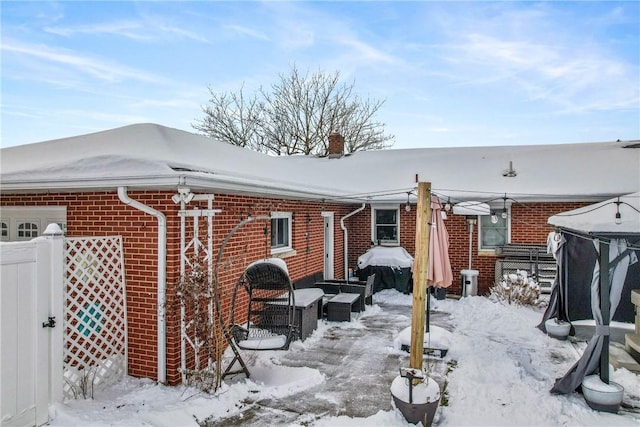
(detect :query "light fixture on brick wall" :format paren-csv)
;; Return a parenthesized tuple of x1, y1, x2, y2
(405, 192, 411, 212)
(171, 186, 194, 204)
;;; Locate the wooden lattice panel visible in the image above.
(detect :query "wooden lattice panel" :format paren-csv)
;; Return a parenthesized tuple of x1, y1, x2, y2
(63, 236, 127, 399)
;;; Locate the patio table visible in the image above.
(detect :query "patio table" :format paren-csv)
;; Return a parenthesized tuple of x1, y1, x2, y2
(270, 288, 324, 340)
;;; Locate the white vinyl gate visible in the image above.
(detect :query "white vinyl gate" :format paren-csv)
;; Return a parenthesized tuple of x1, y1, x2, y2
(0, 228, 127, 426)
(0, 226, 64, 427)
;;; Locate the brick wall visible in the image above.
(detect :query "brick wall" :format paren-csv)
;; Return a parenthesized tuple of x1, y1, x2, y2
(343, 205, 371, 271)
(346, 200, 590, 296)
(509, 202, 590, 243)
(1, 192, 589, 382)
(3, 191, 180, 380)
(1, 191, 346, 384)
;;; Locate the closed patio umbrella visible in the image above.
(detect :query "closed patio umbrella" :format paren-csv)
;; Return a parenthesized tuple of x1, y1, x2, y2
(427, 195, 453, 289)
(426, 195, 452, 334)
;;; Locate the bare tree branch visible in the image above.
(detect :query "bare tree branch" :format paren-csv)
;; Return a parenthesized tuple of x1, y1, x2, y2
(193, 65, 394, 155)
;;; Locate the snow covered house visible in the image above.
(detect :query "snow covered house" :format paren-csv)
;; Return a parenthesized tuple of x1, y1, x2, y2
(1, 123, 638, 385)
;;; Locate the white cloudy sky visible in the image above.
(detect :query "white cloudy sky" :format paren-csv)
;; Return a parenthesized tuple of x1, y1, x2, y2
(1, 1, 638, 148)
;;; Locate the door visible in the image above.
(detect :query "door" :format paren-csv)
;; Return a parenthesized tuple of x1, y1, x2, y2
(323, 213, 334, 280)
(1, 240, 51, 427)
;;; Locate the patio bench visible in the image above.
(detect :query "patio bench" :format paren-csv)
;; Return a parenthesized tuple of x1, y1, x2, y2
(315, 281, 341, 317)
(315, 274, 375, 313)
(327, 292, 361, 322)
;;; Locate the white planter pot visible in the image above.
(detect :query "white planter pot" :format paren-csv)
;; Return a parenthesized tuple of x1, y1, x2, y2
(545, 318, 571, 340)
(391, 375, 440, 425)
(581, 375, 624, 413)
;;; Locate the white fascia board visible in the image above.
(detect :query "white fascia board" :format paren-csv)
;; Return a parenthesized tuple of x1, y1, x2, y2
(0, 173, 354, 203)
(0, 176, 181, 193)
(185, 171, 349, 198)
(183, 176, 348, 202)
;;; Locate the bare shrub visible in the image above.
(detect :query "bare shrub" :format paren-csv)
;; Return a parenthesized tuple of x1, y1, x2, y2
(489, 270, 543, 306)
(65, 366, 97, 399)
(173, 255, 234, 394)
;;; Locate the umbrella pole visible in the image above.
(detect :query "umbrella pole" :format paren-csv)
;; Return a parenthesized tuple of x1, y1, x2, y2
(467, 221, 473, 270)
(599, 240, 610, 384)
(426, 286, 431, 333)
(410, 182, 431, 373)
(561, 240, 568, 322)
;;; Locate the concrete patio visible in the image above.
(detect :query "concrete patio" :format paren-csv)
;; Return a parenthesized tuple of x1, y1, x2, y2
(204, 302, 452, 426)
(202, 294, 640, 426)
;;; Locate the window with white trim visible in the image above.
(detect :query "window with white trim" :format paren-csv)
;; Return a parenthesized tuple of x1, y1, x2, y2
(271, 212, 292, 254)
(479, 211, 509, 250)
(0, 207, 66, 242)
(0, 221, 8, 241)
(372, 205, 399, 245)
(17, 221, 39, 239)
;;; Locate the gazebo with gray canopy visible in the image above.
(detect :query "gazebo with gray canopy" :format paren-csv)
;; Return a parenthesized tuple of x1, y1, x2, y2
(540, 192, 640, 395)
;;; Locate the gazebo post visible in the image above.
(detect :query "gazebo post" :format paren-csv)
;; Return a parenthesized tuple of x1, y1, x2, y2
(599, 240, 610, 384)
(391, 182, 440, 426)
(410, 182, 431, 372)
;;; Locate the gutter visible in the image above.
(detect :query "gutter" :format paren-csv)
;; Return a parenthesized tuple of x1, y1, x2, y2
(340, 203, 366, 279)
(0, 174, 356, 203)
(117, 186, 167, 384)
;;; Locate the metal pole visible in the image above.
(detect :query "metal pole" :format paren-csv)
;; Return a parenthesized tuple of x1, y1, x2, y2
(467, 221, 473, 270)
(599, 240, 610, 384)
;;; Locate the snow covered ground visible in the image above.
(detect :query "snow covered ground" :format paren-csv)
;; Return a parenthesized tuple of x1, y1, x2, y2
(48, 290, 640, 426)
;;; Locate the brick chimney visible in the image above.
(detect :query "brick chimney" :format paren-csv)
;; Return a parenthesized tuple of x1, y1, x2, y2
(328, 132, 344, 158)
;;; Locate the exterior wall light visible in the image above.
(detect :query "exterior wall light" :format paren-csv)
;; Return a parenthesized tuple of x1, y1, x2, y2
(172, 187, 194, 204)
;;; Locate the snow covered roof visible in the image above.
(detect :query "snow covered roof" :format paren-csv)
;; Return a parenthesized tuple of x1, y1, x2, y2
(548, 192, 640, 235)
(2, 123, 639, 203)
(0, 124, 344, 199)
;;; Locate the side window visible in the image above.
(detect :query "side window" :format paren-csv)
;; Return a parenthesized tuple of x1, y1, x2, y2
(0, 208, 66, 242)
(479, 213, 509, 250)
(17, 221, 39, 240)
(0, 220, 9, 241)
(270, 212, 292, 254)
(372, 206, 399, 245)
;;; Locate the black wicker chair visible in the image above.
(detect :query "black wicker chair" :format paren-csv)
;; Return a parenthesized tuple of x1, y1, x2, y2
(229, 259, 296, 351)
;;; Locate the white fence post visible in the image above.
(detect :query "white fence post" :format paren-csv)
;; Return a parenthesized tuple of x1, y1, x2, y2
(43, 224, 64, 406)
(33, 235, 50, 425)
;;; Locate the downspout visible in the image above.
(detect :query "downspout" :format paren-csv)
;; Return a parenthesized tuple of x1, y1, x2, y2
(117, 186, 167, 384)
(340, 203, 366, 280)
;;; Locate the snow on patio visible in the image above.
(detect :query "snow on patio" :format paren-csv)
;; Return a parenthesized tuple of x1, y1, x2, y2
(48, 290, 640, 426)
